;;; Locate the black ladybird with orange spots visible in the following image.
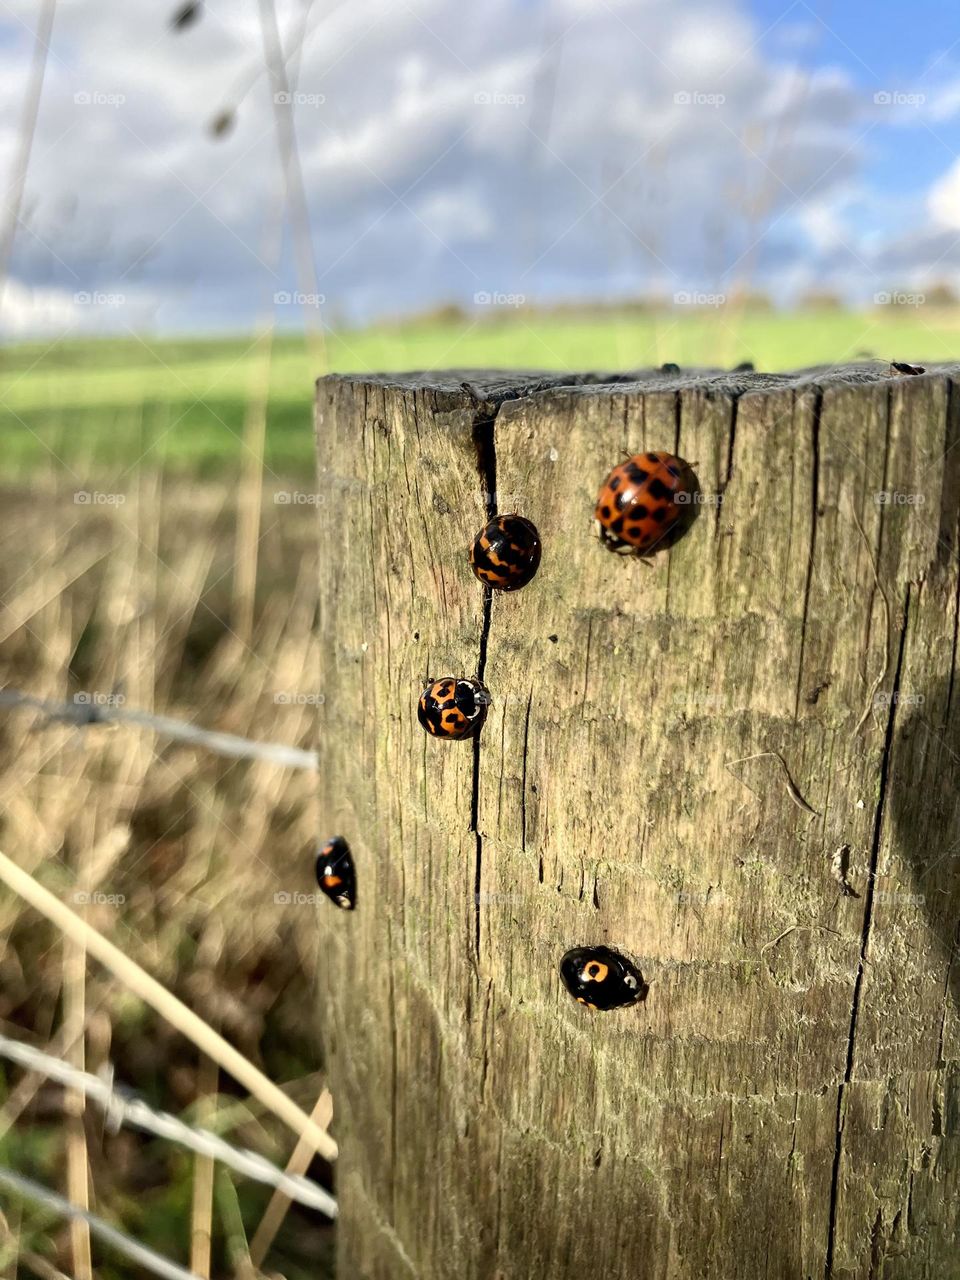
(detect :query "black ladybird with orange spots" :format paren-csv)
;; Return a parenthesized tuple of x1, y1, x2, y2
(469, 514, 541, 591)
(418, 676, 490, 741)
(594, 451, 700, 558)
(559, 945, 647, 1010)
(316, 836, 356, 910)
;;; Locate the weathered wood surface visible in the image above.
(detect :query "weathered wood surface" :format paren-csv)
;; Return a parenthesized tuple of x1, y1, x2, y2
(315, 364, 960, 1280)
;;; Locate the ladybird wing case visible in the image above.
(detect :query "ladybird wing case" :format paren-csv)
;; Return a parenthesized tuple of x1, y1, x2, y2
(316, 836, 356, 909)
(418, 676, 490, 740)
(469, 515, 542, 590)
(594, 452, 700, 556)
(559, 945, 646, 1010)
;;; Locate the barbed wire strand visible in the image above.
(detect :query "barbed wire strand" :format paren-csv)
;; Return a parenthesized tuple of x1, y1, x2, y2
(0, 690, 318, 771)
(0, 850, 338, 1162)
(0, 1033, 337, 1218)
(0, 1166, 202, 1280)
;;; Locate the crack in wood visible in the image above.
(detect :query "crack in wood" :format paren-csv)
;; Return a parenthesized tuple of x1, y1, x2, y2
(795, 388, 822, 720)
(824, 582, 912, 1278)
(520, 688, 533, 856)
(471, 408, 498, 964)
(947, 378, 960, 719)
(715, 393, 739, 542)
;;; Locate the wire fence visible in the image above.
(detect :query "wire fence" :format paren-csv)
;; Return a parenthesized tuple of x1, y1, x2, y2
(0, 848, 338, 1276)
(0, 1166, 204, 1280)
(0, 1033, 337, 1219)
(0, 689, 318, 771)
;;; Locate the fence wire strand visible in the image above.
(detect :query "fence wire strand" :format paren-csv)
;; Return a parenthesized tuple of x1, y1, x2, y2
(0, 1033, 337, 1218)
(0, 689, 318, 770)
(0, 1166, 203, 1280)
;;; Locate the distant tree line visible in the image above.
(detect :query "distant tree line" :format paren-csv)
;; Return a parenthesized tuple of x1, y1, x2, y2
(394, 282, 960, 327)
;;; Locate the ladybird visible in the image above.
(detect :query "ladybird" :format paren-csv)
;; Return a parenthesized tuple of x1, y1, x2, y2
(469, 514, 541, 591)
(418, 676, 490, 740)
(594, 451, 700, 557)
(559, 945, 647, 1010)
(315, 836, 356, 910)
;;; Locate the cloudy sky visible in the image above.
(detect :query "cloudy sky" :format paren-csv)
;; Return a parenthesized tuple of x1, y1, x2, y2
(2, 0, 960, 335)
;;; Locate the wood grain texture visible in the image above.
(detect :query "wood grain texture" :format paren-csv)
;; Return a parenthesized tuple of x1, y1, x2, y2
(315, 364, 960, 1280)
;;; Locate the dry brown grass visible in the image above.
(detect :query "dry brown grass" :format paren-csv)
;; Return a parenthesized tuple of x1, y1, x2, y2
(0, 472, 334, 1277)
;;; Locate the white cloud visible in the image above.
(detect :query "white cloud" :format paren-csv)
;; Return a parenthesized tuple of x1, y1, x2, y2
(0, 280, 81, 335)
(796, 195, 855, 253)
(928, 160, 960, 230)
(663, 11, 754, 77)
(925, 88, 960, 122)
(0, 0, 949, 332)
(414, 185, 493, 242)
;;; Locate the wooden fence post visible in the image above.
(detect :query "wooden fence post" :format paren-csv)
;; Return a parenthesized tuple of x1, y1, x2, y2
(315, 366, 960, 1279)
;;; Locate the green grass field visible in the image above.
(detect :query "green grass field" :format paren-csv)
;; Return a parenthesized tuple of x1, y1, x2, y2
(2, 307, 958, 478)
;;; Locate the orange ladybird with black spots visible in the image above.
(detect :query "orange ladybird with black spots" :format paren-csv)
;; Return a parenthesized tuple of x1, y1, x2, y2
(469, 514, 541, 591)
(594, 451, 700, 558)
(418, 676, 491, 741)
